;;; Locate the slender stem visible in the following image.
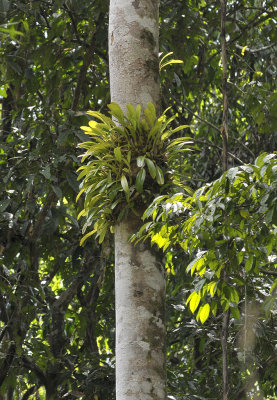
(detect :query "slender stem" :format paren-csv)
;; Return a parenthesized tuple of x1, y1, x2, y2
(221, 276, 230, 400)
(220, 1, 230, 399)
(220, 0, 228, 173)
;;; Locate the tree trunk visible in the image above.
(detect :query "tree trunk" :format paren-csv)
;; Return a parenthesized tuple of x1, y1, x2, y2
(109, 0, 160, 111)
(109, 1, 166, 399)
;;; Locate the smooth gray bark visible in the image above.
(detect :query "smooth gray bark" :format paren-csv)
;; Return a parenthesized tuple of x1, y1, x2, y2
(109, 0, 166, 398)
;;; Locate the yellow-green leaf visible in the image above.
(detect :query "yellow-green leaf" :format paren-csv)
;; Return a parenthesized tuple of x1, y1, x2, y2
(241, 45, 248, 56)
(77, 208, 87, 219)
(199, 303, 210, 323)
(121, 175, 130, 200)
(135, 104, 141, 123)
(86, 110, 114, 126)
(108, 102, 125, 124)
(240, 209, 248, 218)
(144, 103, 156, 127)
(209, 281, 217, 298)
(189, 291, 201, 313)
(114, 147, 122, 162)
(126, 104, 136, 123)
(80, 230, 96, 246)
(160, 59, 183, 70)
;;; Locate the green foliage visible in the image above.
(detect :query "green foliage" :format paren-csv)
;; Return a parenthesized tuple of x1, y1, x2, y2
(77, 102, 192, 243)
(137, 153, 277, 323)
(1, 0, 277, 398)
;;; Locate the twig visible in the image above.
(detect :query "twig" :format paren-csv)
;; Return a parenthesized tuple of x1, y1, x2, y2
(235, 43, 277, 54)
(260, 269, 277, 277)
(207, 2, 275, 66)
(182, 103, 221, 133)
(232, 137, 255, 159)
(194, 139, 244, 164)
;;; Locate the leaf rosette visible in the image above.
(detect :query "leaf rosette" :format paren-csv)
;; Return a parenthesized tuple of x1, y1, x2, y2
(76, 102, 192, 244)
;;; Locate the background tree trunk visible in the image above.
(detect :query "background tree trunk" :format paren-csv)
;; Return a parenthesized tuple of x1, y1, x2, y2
(109, 1, 167, 399)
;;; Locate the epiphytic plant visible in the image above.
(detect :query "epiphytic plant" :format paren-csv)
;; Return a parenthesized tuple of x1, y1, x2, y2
(77, 102, 193, 244)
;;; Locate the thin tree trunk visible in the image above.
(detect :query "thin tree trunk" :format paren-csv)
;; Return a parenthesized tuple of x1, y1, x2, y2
(115, 219, 166, 399)
(220, 0, 230, 398)
(109, 1, 166, 398)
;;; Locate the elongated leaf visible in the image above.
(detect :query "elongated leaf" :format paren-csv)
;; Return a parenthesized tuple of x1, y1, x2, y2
(88, 120, 98, 129)
(127, 151, 131, 164)
(167, 137, 193, 148)
(144, 103, 156, 127)
(145, 158, 156, 179)
(135, 168, 146, 193)
(148, 119, 163, 142)
(245, 255, 253, 273)
(86, 110, 114, 126)
(156, 166, 164, 185)
(126, 104, 136, 124)
(80, 230, 96, 246)
(140, 119, 150, 132)
(147, 102, 156, 120)
(114, 147, 122, 162)
(77, 208, 87, 219)
(189, 292, 201, 313)
(159, 52, 173, 65)
(199, 303, 210, 323)
(121, 175, 130, 200)
(160, 59, 183, 70)
(135, 104, 141, 123)
(162, 126, 191, 140)
(108, 102, 125, 124)
(80, 125, 93, 132)
(137, 156, 145, 168)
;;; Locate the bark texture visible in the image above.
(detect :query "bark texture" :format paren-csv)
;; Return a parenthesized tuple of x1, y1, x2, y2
(115, 219, 166, 400)
(109, 0, 160, 111)
(109, 2, 165, 397)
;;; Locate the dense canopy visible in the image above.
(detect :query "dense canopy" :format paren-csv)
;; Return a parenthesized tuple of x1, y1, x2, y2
(0, 0, 276, 399)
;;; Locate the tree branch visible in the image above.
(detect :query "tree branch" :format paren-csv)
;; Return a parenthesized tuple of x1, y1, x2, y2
(235, 43, 277, 54)
(71, 12, 105, 111)
(50, 274, 84, 357)
(31, 191, 57, 239)
(63, 2, 82, 46)
(22, 385, 39, 400)
(0, 344, 16, 387)
(194, 139, 244, 165)
(21, 356, 47, 386)
(182, 103, 221, 133)
(260, 269, 277, 277)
